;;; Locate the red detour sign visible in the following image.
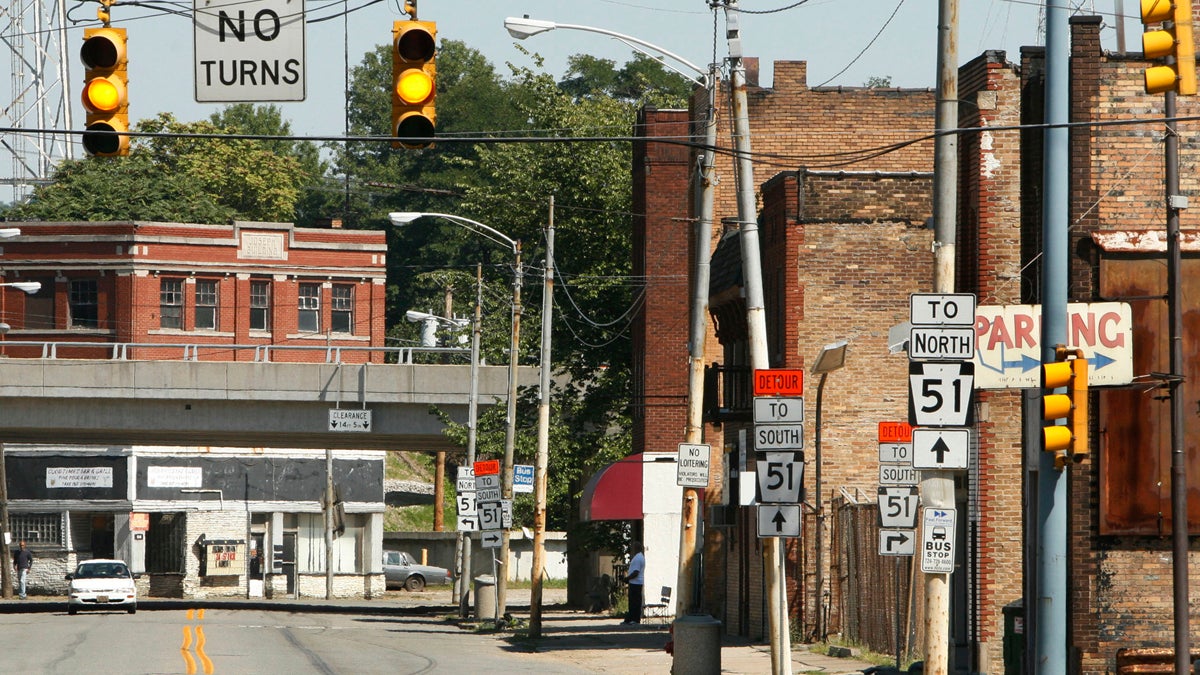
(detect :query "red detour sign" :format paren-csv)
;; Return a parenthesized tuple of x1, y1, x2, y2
(473, 459, 500, 476)
(878, 421, 914, 443)
(753, 369, 804, 397)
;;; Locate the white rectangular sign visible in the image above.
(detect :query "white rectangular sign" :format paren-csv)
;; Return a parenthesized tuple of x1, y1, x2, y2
(755, 452, 803, 503)
(46, 467, 113, 489)
(475, 473, 500, 491)
(879, 464, 919, 486)
(456, 467, 475, 493)
(879, 529, 916, 556)
(878, 442, 913, 464)
(194, 0, 306, 102)
(476, 487, 501, 503)
(677, 443, 711, 488)
(147, 465, 203, 488)
(757, 504, 802, 538)
(909, 327, 975, 360)
(877, 486, 920, 529)
(457, 515, 479, 532)
(912, 427, 971, 470)
(328, 408, 371, 432)
(753, 397, 804, 424)
(479, 501, 504, 531)
(908, 362, 974, 426)
(973, 302, 1133, 389)
(754, 423, 805, 451)
(480, 531, 502, 549)
(911, 293, 976, 326)
(456, 491, 476, 516)
(920, 507, 957, 574)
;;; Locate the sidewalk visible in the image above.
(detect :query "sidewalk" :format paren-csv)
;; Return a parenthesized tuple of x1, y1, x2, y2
(0, 590, 879, 674)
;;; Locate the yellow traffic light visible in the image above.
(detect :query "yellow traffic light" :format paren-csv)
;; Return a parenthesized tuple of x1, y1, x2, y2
(80, 26, 129, 156)
(1140, 0, 1197, 95)
(1041, 346, 1089, 466)
(391, 20, 436, 149)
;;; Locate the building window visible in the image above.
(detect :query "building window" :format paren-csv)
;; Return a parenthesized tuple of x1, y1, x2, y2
(69, 279, 98, 328)
(11, 513, 62, 546)
(250, 280, 271, 331)
(194, 279, 218, 330)
(331, 284, 353, 334)
(298, 283, 320, 333)
(23, 277, 54, 329)
(160, 279, 183, 329)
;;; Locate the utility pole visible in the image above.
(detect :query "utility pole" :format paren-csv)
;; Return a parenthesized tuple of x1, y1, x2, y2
(1035, 0, 1068, 672)
(434, 286, 454, 532)
(924, 0, 957, 672)
(0, 443, 10, 599)
(325, 447, 334, 599)
(723, 3, 789, 672)
(497, 241, 523, 617)
(457, 264, 483, 617)
(529, 197, 555, 638)
(676, 64, 719, 617)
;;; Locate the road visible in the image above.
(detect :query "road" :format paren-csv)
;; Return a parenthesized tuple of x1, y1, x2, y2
(0, 605, 594, 675)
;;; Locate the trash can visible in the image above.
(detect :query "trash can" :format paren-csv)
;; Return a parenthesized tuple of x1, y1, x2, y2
(1003, 599, 1024, 674)
(473, 575, 496, 621)
(672, 613, 721, 675)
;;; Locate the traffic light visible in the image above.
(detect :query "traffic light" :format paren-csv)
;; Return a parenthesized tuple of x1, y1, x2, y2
(1140, 0, 1197, 95)
(391, 20, 437, 149)
(80, 27, 129, 156)
(1041, 346, 1089, 465)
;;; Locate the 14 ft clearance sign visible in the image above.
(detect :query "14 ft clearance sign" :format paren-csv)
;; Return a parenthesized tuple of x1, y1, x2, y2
(194, 0, 306, 102)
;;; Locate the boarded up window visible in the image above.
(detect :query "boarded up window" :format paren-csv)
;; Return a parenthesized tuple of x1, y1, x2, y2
(1098, 256, 1200, 535)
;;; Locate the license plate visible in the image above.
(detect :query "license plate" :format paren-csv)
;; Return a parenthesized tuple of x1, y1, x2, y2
(97, 595, 109, 603)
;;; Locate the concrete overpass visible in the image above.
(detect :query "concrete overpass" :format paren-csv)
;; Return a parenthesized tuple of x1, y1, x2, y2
(0, 357, 534, 451)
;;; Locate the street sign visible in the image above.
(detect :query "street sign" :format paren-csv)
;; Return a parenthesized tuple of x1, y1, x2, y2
(754, 397, 805, 424)
(754, 423, 805, 451)
(753, 369, 804, 396)
(475, 474, 501, 503)
(910, 293, 976, 326)
(500, 499, 512, 529)
(456, 491, 476, 517)
(480, 531, 502, 549)
(479, 500, 504, 531)
(878, 421, 914, 443)
(920, 507, 957, 574)
(909, 326, 975, 361)
(193, 0, 306, 102)
(879, 442, 912, 464)
(877, 486, 920, 528)
(677, 443, 711, 488)
(912, 427, 971, 470)
(328, 408, 371, 432)
(908, 361, 975, 426)
(757, 504, 801, 538)
(879, 529, 916, 556)
(879, 464, 919, 486)
(755, 452, 804, 503)
(474, 459, 500, 476)
(457, 515, 479, 532)
(455, 466, 475, 492)
(513, 464, 535, 493)
(973, 302, 1134, 389)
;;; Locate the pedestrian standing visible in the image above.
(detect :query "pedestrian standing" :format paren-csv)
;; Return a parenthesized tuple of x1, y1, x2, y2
(621, 542, 645, 625)
(13, 540, 32, 600)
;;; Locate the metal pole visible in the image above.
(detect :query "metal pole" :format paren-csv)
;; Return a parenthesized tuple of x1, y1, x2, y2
(458, 263, 483, 617)
(1164, 88, 1191, 675)
(723, 3, 789, 672)
(676, 63, 719, 619)
(325, 447, 334, 599)
(1036, 0, 1069, 672)
(814, 372, 828, 642)
(0, 443, 10, 599)
(924, 0, 958, 672)
(497, 241, 523, 617)
(529, 197, 554, 638)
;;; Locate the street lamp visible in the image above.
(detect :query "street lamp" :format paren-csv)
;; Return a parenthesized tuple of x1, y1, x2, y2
(389, 211, 523, 617)
(0, 273, 41, 600)
(811, 339, 848, 642)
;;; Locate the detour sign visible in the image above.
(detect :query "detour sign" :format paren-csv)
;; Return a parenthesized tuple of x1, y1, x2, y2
(753, 369, 804, 397)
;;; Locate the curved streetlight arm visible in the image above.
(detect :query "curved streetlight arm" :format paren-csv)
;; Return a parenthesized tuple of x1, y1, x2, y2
(389, 211, 519, 257)
(503, 17, 709, 87)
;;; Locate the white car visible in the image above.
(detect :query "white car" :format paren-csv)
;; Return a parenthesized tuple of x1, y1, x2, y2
(66, 559, 138, 615)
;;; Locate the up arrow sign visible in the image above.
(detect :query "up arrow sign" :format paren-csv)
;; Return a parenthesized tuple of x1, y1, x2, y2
(912, 427, 970, 470)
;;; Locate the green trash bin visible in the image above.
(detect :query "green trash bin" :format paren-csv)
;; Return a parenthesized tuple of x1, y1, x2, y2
(1003, 599, 1024, 674)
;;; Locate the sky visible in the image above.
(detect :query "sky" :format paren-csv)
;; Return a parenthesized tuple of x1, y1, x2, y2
(2, 0, 1144, 201)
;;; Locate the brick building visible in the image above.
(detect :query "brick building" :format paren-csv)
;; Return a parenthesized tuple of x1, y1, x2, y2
(0, 219, 390, 600)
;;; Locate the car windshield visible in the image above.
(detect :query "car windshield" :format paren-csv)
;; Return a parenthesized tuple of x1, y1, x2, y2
(74, 563, 129, 579)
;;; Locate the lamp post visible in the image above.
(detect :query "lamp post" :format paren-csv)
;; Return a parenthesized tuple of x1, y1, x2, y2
(389, 212, 522, 617)
(810, 339, 847, 642)
(0, 271, 42, 600)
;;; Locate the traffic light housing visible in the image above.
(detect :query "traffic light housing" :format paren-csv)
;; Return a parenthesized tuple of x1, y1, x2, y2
(1140, 0, 1197, 95)
(1041, 346, 1089, 466)
(391, 20, 437, 149)
(80, 26, 129, 156)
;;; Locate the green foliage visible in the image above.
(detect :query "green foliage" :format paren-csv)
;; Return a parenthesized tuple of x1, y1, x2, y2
(865, 75, 893, 88)
(560, 52, 694, 105)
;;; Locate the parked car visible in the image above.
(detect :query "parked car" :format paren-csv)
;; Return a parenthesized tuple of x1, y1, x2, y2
(66, 559, 138, 615)
(383, 550, 451, 592)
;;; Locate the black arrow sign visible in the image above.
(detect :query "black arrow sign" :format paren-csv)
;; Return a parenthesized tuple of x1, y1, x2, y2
(482, 531, 501, 545)
(772, 509, 787, 533)
(886, 532, 911, 550)
(930, 436, 951, 463)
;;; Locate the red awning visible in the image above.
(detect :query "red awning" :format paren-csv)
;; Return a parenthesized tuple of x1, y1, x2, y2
(579, 454, 644, 521)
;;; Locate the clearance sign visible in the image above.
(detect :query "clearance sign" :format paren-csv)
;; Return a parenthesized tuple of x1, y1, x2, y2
(973, 302, 1132, 389)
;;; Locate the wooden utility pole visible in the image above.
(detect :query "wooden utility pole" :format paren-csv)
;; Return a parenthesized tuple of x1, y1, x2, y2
(529, 197, 554, 638)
